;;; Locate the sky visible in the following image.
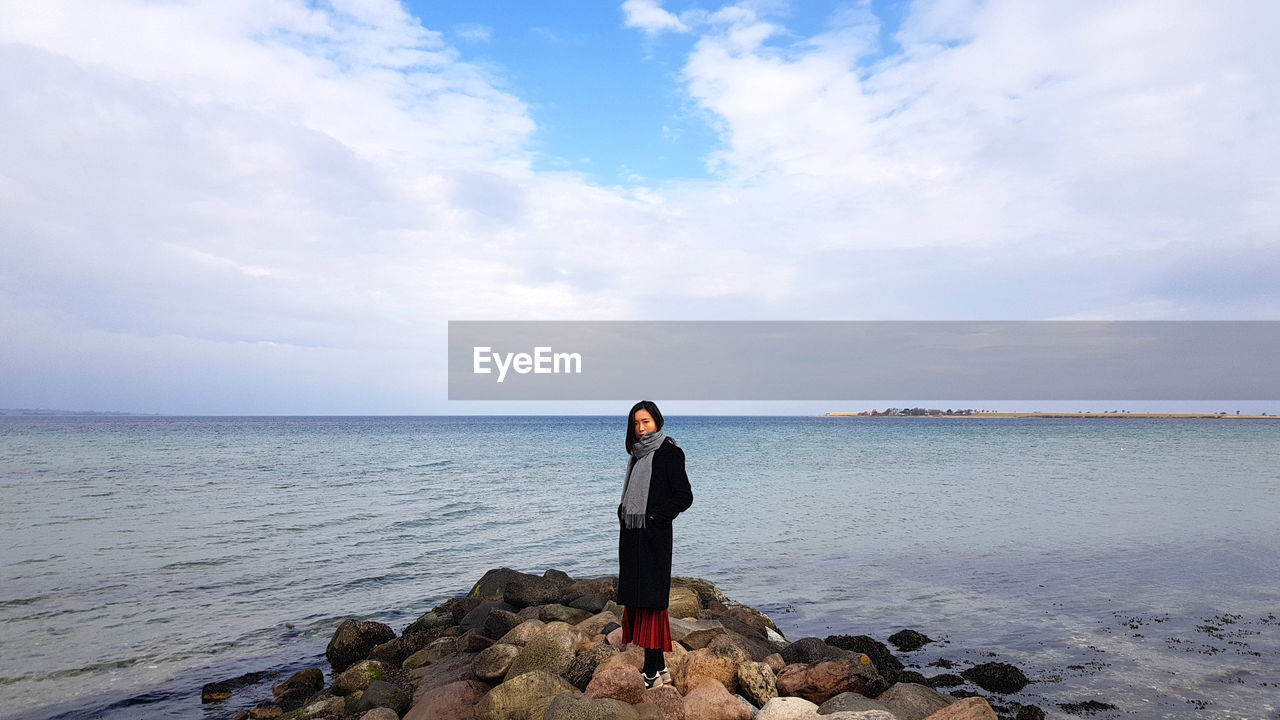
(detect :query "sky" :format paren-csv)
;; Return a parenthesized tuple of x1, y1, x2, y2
(0, 0, 1278, 415)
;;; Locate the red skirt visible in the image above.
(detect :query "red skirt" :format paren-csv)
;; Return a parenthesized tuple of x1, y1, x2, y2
(621, 606, 672, 651)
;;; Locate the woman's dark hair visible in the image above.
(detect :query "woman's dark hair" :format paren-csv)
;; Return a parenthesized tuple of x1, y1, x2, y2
(625, 400, 664, 451)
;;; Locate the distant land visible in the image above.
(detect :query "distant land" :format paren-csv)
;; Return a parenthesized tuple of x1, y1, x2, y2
(0, 408, 159, 416)
(826, 409, 1277, 419)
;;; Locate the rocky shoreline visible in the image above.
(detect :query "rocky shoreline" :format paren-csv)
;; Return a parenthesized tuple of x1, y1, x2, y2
(201, 568, 1087, 720)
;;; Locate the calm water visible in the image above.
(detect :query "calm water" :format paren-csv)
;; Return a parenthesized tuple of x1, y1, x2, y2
(0, 415, 1277, 719)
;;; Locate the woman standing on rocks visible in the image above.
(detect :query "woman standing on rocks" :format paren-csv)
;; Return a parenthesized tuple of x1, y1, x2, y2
(617, 400, 694, 689)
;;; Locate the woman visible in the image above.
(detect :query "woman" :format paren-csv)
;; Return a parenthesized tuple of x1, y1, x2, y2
(617, 400, 694, 689)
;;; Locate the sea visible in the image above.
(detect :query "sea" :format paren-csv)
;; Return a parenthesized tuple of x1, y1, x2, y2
(0, 415, 1277, 720)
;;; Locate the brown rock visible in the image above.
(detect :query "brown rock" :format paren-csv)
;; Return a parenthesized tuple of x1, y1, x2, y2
(736, 661, 777, 707)
(474, 643, 521, 681)
(669, 618, 725, 649)
(596, 645, 644, 674)
(326, 620, 396, 674)
(606, 626, 625, 647)
(585, 667, 646, 704)
(404, 636, 459, 669)
(754, 696, 818, 720)
(577, 611, 621, 638)
(764, 654, 786, 673)
(560, 576, 618, 605)
(921, 697, 998, 720)
(682, 680, 751, 720)
(473, 669, 578, 720)
(404, 678, 489, 720)
(272, 668, 323, 698)
(543, 692, 642, 720)
(774, 656, 888, 705)
(456, 629, 496, 653)
(642, 685, 686, 720)
(248, 703, 283, 719)
(498, 618, 546, 646)
(505, 629, 575, 679)
(411, 652, 478, 697)
(332, 660, 385, 696)
(541, 604, 594, 625)
(876, 682, 955, 720)
(667, 586, 701, 620)
(672, 643, 748, 695)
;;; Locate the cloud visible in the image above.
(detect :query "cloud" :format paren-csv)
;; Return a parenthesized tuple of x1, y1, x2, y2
(621, 0, 689, 35)
(455, 23, 493, 43)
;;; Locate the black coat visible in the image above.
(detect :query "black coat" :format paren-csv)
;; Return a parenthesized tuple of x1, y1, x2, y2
(616, 438, 694, 609)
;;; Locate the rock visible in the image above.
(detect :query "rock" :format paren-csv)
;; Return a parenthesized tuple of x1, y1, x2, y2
(596, 645, 644, 674)
(360, 709, 400, 720)
(577, 612, 621, 638)
(518, 606, 544, 621)
(775, 656, 889, 705)
(484, 609, 527, 640)
(642, 685, 687, 720)
(470, 568, 533, 601)
(404, 637, 458, 669)
(249, 702, 283, 719)
(201, 670, 271, 703)
(816, 691, 898, 716)
(876, 683, 954, 720)
(404, 678, 488, 720)
(410, 651, 480, 696)
(606, 626, 625, 647)
(474, 643, 522, 681)
(764, 654, 786, 673)
(670, 618, 726, 649)
(919, 697, 997, 720)
(473, 669, 578, 720)
(1014, 706, 1045, 720)
(408, 597, 484, 633)
(332, 660, 385, 696)
(734, 694, 760, 717)
(719, 606, 784, 639)
(667, 586, 701, 620)
(886, 670, 929, 686)
(736, 661, 778, 708)
(821, 711, 899, 720)
(755, 696, 819, 720)
(565, 644, 618, 691)
(327, 620, 397, 674)
(543, 692, 643, 720)
(569, 594, 610, 613)
(498, 618, 547, 647)
(505, 629, 576, 679)
(506, 573, 568, 608)
(824, 636, 903, 673)
(780, 637, 843, 665)
(715, 617, 783, 661)
(925, 674, 963, 689)
(585, 667, 647, 704)
(560, 577, 619, 605)
(352, 680, 411, 716)
(461, 602, 518, 634)
(671, 577, 732, 610)
(290, 696, 346, 719)
(672, 642, 749, 695)
(683, 680, 752, 720)
(602, 601, 624, 620)
(272, 668, 323, 698)
(457, 630, 496, 653)
(542, 604, 594, 625)
(275, 685, 320, 712)
(886, 631, 933, 653)
(959, 663, 1029, 694)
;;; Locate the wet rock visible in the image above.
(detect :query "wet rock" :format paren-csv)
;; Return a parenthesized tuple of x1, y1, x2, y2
(202, 670, 272, 703)
(925, 674, 963, 689)
(569, 594, 610, 614)
(886, 670, 929, 686)
(642, 685, 686, 720)
(332, 660, 385, 696)
(755, 696, 818, 720)
(352, 680, 411, 716)
(404, 678, 488, 720)
(683, 679, 752, 720)
(825, 636, 903, 673)
(505, 628, 576, 679)
(565, 644, 618, 691)
(470, 568, 532, 602)
(327, 620, 397, 674)
(272, 668, 323, 698)
(1057, 700, 1116, 715)
(404, 608, 453, 635)
(736, 661, 778, 708)
(780, 637, 843, 665)
(248, 702, 283, 719)
(473, 669, 578, 720)
(887, 630, 933, 653)
(920, 696, 997, 719)
(816, 691, 898, 715)
(668, 586, 701, 620)
(274, 685, 320, 712)
(960, 663, 1029, 694)
(1014, 706, 1046, 720)
(485, 609, 527, 640)
(877, 682, 954, 720)
(474, 643, 521, 681)
(585, 667, 646, 704)
(775, 656, 889, 705)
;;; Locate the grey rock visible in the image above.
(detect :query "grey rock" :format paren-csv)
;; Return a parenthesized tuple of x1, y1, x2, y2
(876, 682, 953, 720)
(565, 644, 619, 691)
(351, 680, 410, 716)
(886, 630, 933, 653)
(568, 594, 609, 613)
(325, 620, 396, 674)
(780, 637, 843, 665)
(461, 601, 517, 633)
(825, 635, 904, 672)
(961, 662, 1030, 694)
(817, 691, 900, 716)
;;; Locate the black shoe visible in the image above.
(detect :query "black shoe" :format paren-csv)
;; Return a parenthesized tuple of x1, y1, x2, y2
(642, 671, 663, 689)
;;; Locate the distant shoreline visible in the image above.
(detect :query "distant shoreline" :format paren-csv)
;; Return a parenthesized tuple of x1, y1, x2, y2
(824, 411, 1278, 419)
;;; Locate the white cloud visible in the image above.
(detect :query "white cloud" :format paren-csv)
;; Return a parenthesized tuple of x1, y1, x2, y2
(455, 23, 493, 43)
(621, 0, 689, 35)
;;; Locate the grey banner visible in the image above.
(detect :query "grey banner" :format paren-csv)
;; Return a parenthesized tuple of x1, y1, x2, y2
(447, 321, 1280, 400)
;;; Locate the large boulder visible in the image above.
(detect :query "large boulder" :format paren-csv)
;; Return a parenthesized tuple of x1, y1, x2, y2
(569, 594, 611, 614)
(498, 619, 547, 647)
(541, 604, 594, 625)
(560, 576, 618, 605)
(642, 685, 687, 720)
(670, 577, 732, 610)
(667, 586, 701, 620)
(485, 609, 527, 640)
(406, 598, 482, 634)
(351, 680, 411, 716)
(671, 642, 749, 695)
(470, 568, 532, 601)
(577, 612, 621, 638)
(403, 636, 458, 669)
(505, 628, 576, 679)
(473, 670, 578, 720)
(273, 668, 323, 698)
(887, 630, 933, 652)
(959, 663, 1029, 694)
(462, 602, 518, 634)
(506, 573, 570, 608)
(682, 680, 752, 720)
(919, 697, 997, 720)
(474, 643, 522, 681)
(585, 667, 646, 705)
(332, 660, 385, 696)
(326, 620, 396, 674)
(755, 696, 819, 720)
(824, 636, 903, 673)
(543, 693, 647, 720)
(404, 678, 489, 720)
(876, 683, 954, 720)
(670, 618, 725, 649)
(736, 661, 778, 708)
(566, 644, 619, 691)
(817, 691, 898, 716)
(780, 637, 843, 665)
(775, 656, 888, 705)
(409, 651, 477, 696)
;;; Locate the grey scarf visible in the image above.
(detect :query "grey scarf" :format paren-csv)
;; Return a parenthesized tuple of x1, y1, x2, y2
(620, 430, 674, 529)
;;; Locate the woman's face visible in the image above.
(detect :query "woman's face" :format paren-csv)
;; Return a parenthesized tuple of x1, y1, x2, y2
(633, 408, 657, 439)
